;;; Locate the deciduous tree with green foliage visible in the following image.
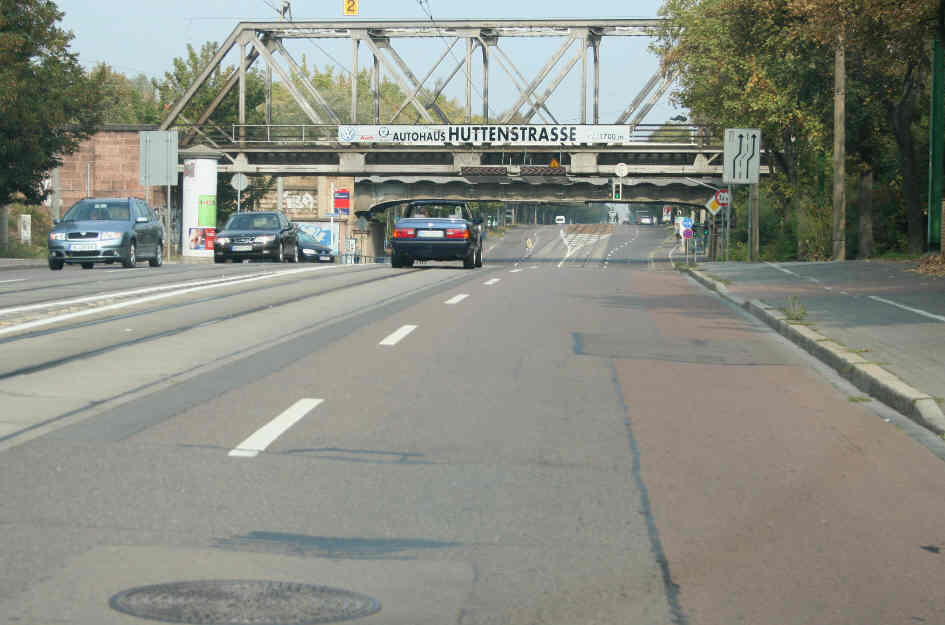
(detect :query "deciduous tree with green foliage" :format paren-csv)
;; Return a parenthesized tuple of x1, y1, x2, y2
(0, 0, 101, 241)
(92, 63, 162, 124)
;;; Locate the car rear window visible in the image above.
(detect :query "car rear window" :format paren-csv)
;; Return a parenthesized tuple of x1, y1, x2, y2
(405, 203, 466, 219)
(62, 200, 131, 221)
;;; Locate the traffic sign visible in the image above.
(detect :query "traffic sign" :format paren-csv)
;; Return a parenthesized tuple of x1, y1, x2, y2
(723, 128, 761, 184)
(683, 228, 694, 239)
(682, 217, 693, 229)
(705, 188, 729, 216)
(230, 173, 249, 191)
(614, 162, 629, 178)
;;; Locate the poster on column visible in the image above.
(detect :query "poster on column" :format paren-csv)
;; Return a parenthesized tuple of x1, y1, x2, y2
(182, 159, 218, 258)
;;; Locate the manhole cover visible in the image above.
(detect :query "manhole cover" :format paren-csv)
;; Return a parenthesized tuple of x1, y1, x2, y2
(109, 580, 381, 624)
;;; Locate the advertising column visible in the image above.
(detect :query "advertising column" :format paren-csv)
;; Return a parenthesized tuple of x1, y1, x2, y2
(180, 145, 222, 261)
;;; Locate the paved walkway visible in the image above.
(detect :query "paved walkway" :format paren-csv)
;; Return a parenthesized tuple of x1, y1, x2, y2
(688, 259, 945, 431)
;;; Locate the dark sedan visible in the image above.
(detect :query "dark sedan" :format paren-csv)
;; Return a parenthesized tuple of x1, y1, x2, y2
(391, 200, 483, 268)
(295, 222, 336, 263)
(47, 197, 164, 270)
(214, 211, 298, 263)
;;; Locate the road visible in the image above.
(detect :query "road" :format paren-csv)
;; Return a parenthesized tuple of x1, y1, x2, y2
(1, 225, 945, 625)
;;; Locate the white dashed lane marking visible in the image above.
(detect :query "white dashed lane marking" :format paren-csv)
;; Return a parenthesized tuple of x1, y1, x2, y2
(484, 278, 501, 285)
(229, 398, 324, 458)
(379, 324, 418, 346)
(444, 294, 469, 305)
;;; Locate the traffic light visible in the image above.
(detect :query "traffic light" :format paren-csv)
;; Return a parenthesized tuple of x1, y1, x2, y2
(612, 180, 622, 200)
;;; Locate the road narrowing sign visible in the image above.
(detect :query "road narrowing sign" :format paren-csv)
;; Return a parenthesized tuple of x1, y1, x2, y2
(723, 128, 761, 184)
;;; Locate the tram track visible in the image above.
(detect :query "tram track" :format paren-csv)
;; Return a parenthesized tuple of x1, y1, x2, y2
(0, 266, 431, 380)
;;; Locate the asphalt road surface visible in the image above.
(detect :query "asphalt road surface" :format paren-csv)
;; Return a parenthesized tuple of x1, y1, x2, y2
(2, 225, 945, 625)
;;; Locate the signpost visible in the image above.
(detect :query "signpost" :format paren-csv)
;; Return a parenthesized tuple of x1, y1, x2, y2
(723, 128, 762, 261)
(139, 130, 179, 260)
(230, 173, 249, 213)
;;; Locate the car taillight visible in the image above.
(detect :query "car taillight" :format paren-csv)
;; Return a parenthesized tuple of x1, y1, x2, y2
(445, 228, 469, 239)
(393, 228, 416, 239)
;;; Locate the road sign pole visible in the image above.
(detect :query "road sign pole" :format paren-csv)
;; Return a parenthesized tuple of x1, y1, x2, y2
(747, 184, 753, 261)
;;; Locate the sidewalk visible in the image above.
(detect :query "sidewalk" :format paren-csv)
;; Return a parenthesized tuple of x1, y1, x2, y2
(0, 258, 46, 271)
(678, 258, 945, 436)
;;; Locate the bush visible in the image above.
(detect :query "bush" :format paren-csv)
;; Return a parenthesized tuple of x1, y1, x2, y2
(2, 203, 52, 258)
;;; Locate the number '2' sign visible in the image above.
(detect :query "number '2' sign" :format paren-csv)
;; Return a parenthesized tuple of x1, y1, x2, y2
(344, 0, 359, 15)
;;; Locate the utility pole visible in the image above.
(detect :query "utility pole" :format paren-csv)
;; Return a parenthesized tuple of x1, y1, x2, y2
(832, 33, 847, 260)
(929, 22, 944, 251)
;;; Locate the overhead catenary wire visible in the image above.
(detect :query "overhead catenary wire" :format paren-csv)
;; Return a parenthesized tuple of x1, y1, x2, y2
(415, 0, 497, 121)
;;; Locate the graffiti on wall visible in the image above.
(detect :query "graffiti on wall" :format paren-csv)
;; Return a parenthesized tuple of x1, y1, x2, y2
(283, 191, 316, 211)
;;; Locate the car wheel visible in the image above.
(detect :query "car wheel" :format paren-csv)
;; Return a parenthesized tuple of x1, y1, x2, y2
(48, 259, 64, 270)
(475, 244, 483, 267)
(391, 253, 401, 268)
(276, 242, 285, 263)
(81, 262, 94, 269)
(289, 244, 299, 263)
(463, 248, 475, 269)
(149, 242, 163, 267)
(214, 256, 226, 263)
(122, 241, 136, 268)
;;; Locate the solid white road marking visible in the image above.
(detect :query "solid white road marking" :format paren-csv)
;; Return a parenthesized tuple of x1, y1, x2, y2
(229, 398, 323, 458)
(484, 278, 501, 285)
(868, 296, 945, 323)
(0, 265, 343, 317)
(444, 294, 469, 305)
(509, 269, 523, 273)
(0, 265, 344, 337)
(0, 279, 26, 285)
(764, 261, 802, 278)
(379, 324, 418, 346)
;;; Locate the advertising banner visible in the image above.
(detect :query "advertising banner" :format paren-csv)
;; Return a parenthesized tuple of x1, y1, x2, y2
(298, 222, 340, 255)
(337, 124, 633, 146)
(182, 159, 217, 259)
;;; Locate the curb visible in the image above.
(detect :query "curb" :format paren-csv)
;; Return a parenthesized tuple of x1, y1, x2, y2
(0, 260, 46, 272)
(679, 264, 945, 437)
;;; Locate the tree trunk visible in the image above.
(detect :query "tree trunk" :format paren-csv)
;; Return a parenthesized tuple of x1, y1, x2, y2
(890, 64, 925, 254)
(833, 40, 847, 261)
(858, 168, 874, 258)
(0, 204, 8, 250)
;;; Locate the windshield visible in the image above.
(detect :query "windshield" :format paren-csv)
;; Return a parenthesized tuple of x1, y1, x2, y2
(225, 213, 280, 230)
(62, 199, 130, 221)
(404, 203, 465, 219)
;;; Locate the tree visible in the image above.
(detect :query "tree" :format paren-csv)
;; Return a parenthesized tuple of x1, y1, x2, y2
(91, 63, 162, 124)
(155, 42, 267, 142)
(0, 0, 102, 227)
(786, 0, 939, 255)
(655, 0, 834, 259)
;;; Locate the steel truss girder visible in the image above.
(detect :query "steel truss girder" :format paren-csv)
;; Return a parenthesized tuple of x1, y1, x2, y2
(161, 18, 670, 133)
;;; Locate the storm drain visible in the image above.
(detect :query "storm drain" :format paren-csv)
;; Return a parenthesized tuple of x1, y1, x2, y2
(109, 580, 381, 624)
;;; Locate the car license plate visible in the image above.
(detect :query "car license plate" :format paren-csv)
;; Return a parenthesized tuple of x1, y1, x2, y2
(232, 245, 252, 252)
(417, 230, 444, 238)
(70, 243, 97, 251)
(319, 255, 332, 261)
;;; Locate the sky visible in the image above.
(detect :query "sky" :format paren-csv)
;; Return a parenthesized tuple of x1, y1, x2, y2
(55, 0, 684, 124)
